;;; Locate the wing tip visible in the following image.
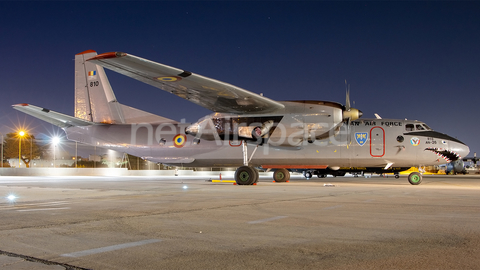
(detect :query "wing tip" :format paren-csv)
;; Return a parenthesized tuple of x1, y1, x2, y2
(88, 52, 127, 61)
(13, 103, 29, 107)
(76, 50, 97, 55)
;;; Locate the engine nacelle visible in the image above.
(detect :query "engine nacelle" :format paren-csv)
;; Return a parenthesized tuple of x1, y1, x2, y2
(185, 100, 363, 147)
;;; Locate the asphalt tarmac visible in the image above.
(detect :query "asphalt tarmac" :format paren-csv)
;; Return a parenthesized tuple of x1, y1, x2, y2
(0, 174, 479, 270)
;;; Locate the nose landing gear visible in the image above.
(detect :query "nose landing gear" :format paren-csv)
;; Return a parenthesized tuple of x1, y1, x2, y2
(407, 172, 422, 185)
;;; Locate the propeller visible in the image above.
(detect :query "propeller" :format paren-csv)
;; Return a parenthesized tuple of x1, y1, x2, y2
(342, 80, 363, 123)
(342, 81, 363, 147)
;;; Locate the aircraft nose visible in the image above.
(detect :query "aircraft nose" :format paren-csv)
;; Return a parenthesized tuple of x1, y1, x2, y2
(457, 143, 470, 159)
(451, 141, 470, 159)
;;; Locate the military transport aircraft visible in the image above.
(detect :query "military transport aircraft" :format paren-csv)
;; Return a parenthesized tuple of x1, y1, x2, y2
(13, 50, 470, 185)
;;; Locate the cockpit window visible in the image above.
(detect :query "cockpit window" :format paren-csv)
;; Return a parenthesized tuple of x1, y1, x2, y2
(406, 123, 433, 132)
(415, 124, 425, 130)
(422, 124, 432, 130)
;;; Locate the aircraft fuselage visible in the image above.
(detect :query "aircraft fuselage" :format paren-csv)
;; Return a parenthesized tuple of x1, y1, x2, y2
(65, 117, 468, 171)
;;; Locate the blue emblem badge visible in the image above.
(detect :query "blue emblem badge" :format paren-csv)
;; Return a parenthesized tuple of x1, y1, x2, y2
(355, 132, 368, 146)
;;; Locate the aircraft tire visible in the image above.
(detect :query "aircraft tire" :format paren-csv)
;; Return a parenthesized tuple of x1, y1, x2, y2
(305, 171, 313, 179)
(395, 174, 400, 179)
(273, 168, 290, 182)
(408, 172, 422, 185)
(235, 166, 258, 185)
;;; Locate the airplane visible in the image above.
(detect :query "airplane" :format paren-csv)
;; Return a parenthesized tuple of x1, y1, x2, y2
(13, 50, 470, 185)
(455, 152, 479, 174)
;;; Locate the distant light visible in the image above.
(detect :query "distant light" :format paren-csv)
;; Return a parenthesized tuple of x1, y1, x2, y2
(52, 137, 60, 145)
(182, 185, 188, 190)
(6, 194, 17, 202)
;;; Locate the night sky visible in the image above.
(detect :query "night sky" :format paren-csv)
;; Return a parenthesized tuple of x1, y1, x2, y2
(1, 1, 479, 157)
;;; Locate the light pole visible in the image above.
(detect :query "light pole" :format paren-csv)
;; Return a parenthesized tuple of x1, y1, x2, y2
(52, 137, 60, 168)
(30, 135, 33, 168)
(18, 131, 25, 168)
(0, 132, 3, 168)
(75, 141, 78, 168)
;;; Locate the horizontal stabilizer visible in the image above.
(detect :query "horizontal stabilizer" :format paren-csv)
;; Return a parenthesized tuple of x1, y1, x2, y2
(13, 104, 94, 128)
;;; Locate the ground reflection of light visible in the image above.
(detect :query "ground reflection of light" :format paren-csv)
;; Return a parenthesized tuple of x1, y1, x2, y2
(182, 185, 188, 190)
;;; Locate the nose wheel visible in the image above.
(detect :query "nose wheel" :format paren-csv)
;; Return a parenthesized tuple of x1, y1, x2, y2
(407, 172, 422, 185)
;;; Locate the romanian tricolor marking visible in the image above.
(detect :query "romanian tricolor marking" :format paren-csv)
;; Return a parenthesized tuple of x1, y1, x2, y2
(173, 134, 187, 148)
(157, 76, 181, 82)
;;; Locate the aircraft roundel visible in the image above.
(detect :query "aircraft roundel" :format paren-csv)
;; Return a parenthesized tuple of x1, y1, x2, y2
(157, 76, 181, 82)
(173, 134, 187, 148)
(410, 137, 420, 146)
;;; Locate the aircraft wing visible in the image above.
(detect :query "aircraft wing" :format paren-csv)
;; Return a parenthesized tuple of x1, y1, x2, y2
(13, 104, 94, 128)
(88, 52, 285, 114)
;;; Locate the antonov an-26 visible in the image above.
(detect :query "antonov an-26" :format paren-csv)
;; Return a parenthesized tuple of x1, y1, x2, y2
(14, 50, 470, 185)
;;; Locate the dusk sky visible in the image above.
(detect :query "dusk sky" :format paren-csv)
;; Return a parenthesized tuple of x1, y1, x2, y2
(1, 1, 479, 156)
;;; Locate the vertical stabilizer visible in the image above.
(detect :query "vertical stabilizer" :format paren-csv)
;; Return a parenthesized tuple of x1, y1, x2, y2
(75, 50, 125, 124)
(75, 50, 177, 124)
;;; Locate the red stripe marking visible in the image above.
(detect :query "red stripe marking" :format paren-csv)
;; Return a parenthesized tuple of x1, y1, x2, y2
(76, 50, 97, 55)
(262, 165, 328, 169)
(87, 52, 119, 60)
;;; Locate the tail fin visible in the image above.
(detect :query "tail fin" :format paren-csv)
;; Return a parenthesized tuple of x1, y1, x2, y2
(75, 50, 175, 124)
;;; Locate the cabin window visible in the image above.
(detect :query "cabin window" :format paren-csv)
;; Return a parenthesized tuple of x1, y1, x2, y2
(159, 138, 166, 146)
(405, 124, 414, 131)
(397, 135, 404, 143)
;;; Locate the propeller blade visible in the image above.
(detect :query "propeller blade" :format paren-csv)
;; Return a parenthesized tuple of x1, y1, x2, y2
(345, 80, 351, 111)
(342, 81, 362, 122)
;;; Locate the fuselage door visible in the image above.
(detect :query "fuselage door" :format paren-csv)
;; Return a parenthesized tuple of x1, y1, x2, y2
(370, 126, 385, 157)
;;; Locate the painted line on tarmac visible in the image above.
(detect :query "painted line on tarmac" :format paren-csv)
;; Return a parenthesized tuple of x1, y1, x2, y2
(17, 207, 71, 212)
(248, 216, 287, 224)
(61, 239, 162, 258)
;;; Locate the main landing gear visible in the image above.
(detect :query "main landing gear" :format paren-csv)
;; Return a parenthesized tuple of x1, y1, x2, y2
(234, 166, 259, 185)
(273, 168, 290, 182)
(233, 141, 291, 185)
(234, 141, 260, 185)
